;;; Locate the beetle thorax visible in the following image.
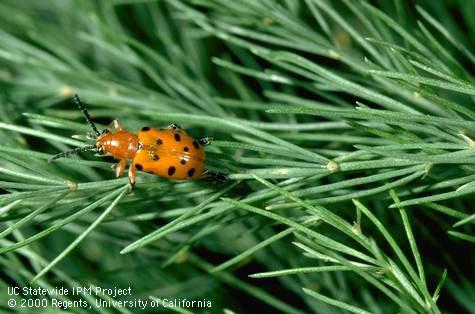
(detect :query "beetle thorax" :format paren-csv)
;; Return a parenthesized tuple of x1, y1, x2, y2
(97, 131, 140, 160)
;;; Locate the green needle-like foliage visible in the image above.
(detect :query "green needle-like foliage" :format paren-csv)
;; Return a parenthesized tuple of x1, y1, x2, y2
(0, 0, 474, 313)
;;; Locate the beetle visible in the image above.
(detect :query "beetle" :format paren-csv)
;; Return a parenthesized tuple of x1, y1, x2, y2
(49, 94, 226, 185)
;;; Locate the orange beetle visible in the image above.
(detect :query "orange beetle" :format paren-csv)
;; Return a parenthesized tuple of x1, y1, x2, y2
(49, 95, 226, 185)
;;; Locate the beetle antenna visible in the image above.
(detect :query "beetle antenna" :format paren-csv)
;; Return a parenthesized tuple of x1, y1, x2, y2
(48, 145, 97, 163)
(73, 94, 101, 138)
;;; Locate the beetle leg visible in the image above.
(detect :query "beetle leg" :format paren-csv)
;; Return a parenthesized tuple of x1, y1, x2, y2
(199, 170, 228, 183)
(112, 159, 127, 177)
(198, 137, 211, 145)
(167, 123, 181, 130)
(107, 119, 123, 131)
(128, 163, 137, 186)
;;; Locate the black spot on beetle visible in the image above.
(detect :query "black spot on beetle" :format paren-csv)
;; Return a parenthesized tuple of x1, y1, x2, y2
(141, 126, 151, 131)
(135, 164, 143, 171)
(157, 139, 163, 145)
(193, 141, 199, 149)
(175, 133, 181, 141)
(152, 154, 159, 161)
(168, 166, 176, 176)
(187, 168, 195, 177)
(180, 159, 186, 165)
(184, 146, 189, 152)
